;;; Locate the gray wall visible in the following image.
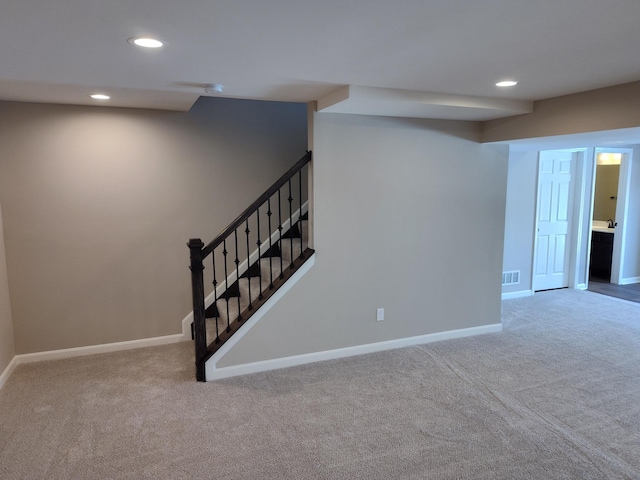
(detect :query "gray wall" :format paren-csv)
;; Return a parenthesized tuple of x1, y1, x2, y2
(501, 150, 538, 295)
(483, 81, 640, 143)
(0, 202, 15, 374)
(0, 98, 307, 354)
(218, 112, 509, 367)
(622, 146, 640, 281)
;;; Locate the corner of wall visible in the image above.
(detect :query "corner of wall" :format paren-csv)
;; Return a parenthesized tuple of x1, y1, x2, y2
(0, 201, 17, 388)
(0, 357, 18, 390)
(307, 101, 316, 152)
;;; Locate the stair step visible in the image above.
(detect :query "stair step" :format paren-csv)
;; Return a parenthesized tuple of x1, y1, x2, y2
(279, 243, 308, 263)
(204, 218, 309, 339)
(203, 246, 315, 355)
(205, 273, 267, 337)
(260, 242, 281, 258)
(279, 220, 308, 262)
(261, 257, 289, 283)
(241, 257, 285, 280)
(280, 223, 301, 239)
(238, 276, 264, 304)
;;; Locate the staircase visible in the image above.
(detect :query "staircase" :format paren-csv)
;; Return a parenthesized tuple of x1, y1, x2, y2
(188, 151, 314, 381)
(205, 214, 310, 343)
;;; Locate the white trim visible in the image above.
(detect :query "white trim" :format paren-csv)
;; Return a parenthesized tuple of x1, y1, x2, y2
(206, 321, 502, 381)
(582, 147, 597, 289)
(576, 283, 588, 290)
(181, 201, 309, 339)
(619, 276, 640, 286)
(13, 334, 185, 365)
(0, 333, 188, 390)
(181, 312, 196, 340)
(205, 254, 315, 379)
(592, 147, 633, 285)
(571, 150, 589, 289)
(0, 356, 18, 390)
(501, 290, 534, 300)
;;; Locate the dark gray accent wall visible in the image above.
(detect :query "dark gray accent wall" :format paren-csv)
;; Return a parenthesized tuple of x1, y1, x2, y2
(0, 97, 307, 354)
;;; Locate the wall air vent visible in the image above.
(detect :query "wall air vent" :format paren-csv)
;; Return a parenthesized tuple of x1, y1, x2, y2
(502, 270, 520, 286)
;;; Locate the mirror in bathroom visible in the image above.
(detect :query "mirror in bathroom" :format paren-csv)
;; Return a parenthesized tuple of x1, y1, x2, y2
(593, 153, 620, 222)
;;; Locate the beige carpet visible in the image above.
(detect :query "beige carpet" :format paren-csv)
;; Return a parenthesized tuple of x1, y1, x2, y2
(1, 289, 639, 479)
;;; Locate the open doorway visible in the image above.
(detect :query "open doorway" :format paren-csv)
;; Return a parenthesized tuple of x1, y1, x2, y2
(587, 148, 640, 301)
(588, 148, 633, 286)
(589, 151, 621, 282)
(501, 140, 640, 302)
(530, 147, 636, 294)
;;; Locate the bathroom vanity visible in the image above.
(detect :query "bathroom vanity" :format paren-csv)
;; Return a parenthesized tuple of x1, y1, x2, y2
(590, 221, 614, 280)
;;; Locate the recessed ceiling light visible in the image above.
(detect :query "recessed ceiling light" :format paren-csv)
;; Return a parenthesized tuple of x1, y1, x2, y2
(496, 80, 518, 87)
(90, 94, 111, 100)
(128, 37, 163, 48)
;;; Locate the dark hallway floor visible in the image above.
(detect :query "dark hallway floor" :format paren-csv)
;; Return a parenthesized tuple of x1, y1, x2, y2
(588, 276, 640, 304)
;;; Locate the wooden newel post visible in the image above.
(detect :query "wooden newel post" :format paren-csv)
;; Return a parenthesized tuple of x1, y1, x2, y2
(188, 238, 207, 381)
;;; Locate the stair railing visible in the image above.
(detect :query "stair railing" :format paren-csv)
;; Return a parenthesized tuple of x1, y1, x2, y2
(188, 151, 312, 381)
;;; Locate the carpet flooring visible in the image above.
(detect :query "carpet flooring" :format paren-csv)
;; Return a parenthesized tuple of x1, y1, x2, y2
(1, 289, 639, 479)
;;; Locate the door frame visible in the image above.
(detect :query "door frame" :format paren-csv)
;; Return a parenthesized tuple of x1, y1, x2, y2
(591, 147, 634, 285)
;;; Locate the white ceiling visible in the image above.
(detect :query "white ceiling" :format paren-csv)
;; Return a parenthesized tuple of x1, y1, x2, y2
(2, 0, 640, 121)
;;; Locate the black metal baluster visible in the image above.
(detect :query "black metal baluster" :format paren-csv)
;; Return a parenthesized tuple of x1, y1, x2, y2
(212, 254, 219, 343)
(245, 218, 252, 310)
(267, 198, 274, 288)
(256, 207, 264, 300)
(223, 239, 230, 332)
(189, 152, 312, 381)
(278, 189, 284, 278)
(298, 168, 304, 260)
(288, 179, 294, 269)
(234, 229, 242, 321)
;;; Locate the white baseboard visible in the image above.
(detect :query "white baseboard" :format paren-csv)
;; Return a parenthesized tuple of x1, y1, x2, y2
(501, 290, 534, 300)
(13, 334, 186, 365)
(576, 283, 588, 291)
(206, 322, 502, 381)
(618, 276, 640, 286)
(0, 333, 187, 390)
(0, 356, 18, 390)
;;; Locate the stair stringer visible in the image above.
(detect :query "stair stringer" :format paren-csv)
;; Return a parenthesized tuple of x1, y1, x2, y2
(204, 253, 315, 381)
(180, 201, 309, 340)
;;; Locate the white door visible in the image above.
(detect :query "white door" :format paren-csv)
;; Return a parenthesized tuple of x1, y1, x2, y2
(533, 151, 576, 291)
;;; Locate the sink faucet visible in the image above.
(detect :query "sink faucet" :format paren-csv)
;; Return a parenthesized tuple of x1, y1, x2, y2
(607, 219, 615, 228)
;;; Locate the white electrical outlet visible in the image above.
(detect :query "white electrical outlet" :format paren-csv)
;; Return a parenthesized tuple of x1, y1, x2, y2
(376, 308, 384, 322)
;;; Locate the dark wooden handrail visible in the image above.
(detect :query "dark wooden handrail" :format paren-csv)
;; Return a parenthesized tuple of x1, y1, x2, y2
(189, 150, 313, 381)
(202, 151, 312, 257)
